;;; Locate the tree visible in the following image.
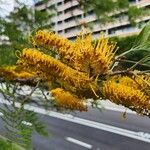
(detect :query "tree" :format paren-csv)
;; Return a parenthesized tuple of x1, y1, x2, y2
(0, 0, 55, 66)
(0, 20, 150, 150)
(0, 1, 150, 149)
(0, 22, 150, 114)
(0, 0, 55, 148)
(78, 0, 149, 26)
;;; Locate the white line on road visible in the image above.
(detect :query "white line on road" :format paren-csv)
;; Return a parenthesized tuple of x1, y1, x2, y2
(66, 137, 92, 149)
(0, 99, 150, 143)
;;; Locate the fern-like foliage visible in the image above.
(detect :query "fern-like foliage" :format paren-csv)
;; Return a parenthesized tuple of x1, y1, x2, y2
(0, 82, 48, 149)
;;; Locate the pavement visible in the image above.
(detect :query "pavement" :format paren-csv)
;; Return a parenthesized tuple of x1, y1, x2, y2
(88, 99, 136, 114)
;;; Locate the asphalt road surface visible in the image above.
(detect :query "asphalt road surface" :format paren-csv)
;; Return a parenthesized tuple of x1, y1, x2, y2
(31, 108, 150, 150)
(0, 100, 150, 150)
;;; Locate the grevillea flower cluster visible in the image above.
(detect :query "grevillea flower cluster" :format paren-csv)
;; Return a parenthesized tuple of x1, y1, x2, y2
(51, 88, 87, 111)
(103, 78, 150, 115)
(17, 30, 150, 113)
(0, 66, 34, 80)
(33, 30, 116, 76)
(34, 30, 74, 51)
(90, 36, 117, 75)
(17, 48, 98, 98)
(118, 76, 150, 90)
(1, 28, 150, 114)
(33, 30, 76, 66)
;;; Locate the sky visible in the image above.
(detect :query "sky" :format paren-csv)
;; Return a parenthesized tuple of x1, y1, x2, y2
(0, 0, 34, 17)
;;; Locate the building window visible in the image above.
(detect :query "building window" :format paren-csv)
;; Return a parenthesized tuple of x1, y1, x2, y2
(58, 21, 62, 24)
(48, 4, 55, 9)
(64, 5, 78, 14)
(128, 0, 136, 2)
(58, 30, 63, 34)
(64, 14, 82, 23)
(57, 11, 63, 16)
(65, 26, 80, 33)
(57, 2, 62, 6)
(65, 17, 74, 22)
(41, 9, 46, 12)
(108, 24, 135, 35)
(64, 0, 71, 4)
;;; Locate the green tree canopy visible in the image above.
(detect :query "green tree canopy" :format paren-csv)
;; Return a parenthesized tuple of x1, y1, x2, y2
(0, 0, 55, 66)
(78, 0, 149, 25)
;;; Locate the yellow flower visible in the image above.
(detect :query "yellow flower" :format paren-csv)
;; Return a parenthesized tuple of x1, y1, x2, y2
(33, 30, 75, 59)
(51, 88, 87, 111)
(103, 80, 150, 115)
(33, 30, 117, 76)
(17, 48, 97, 94)
(72, 33, 94, 73)
(90, 35, 117, 76)
(0, 66, 34, 80)
(115, 75, 150, 90)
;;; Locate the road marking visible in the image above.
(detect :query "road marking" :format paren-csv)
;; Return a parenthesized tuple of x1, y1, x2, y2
(0, 99, 150, 143)
(137, 132, 150, 139)
(66, 137, 92, 149)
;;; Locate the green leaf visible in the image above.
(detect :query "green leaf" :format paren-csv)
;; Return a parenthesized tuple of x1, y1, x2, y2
(134, 21, 150, 47)
(118, 22, 150, 58)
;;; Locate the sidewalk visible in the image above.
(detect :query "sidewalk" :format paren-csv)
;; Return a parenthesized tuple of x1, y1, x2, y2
(99, 100, 136, 114)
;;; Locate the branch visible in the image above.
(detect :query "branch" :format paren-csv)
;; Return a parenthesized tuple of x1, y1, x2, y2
(107, 69, 150, 78)
(107, 70, 132, 76)
(0, 77, 37, 86)
(138, 70, 150, 74)
(116, 59, 150, 68)
(128, 54, 150, 71)
(21, 81, 40, 106)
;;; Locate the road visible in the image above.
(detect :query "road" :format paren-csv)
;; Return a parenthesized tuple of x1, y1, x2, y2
(29, 107, 150, 150)
(30, 108, 150, 150)
(0, 100, 150, 150)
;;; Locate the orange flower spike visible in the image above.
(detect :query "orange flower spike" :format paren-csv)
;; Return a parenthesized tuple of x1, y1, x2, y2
(91, 35, 117, 76)
(103, 80, 150, 115)
(17, 48, 97, 91)
(34, 30, 74, 52)
(51, 88, 87, 111)
(0, 66, 35, 80)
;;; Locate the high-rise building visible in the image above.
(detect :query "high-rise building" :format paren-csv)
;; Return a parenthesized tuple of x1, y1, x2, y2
(35, 0, 150, 40)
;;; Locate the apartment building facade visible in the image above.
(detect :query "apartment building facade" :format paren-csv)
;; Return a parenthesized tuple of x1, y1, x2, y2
(35, 0, 150, 40)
